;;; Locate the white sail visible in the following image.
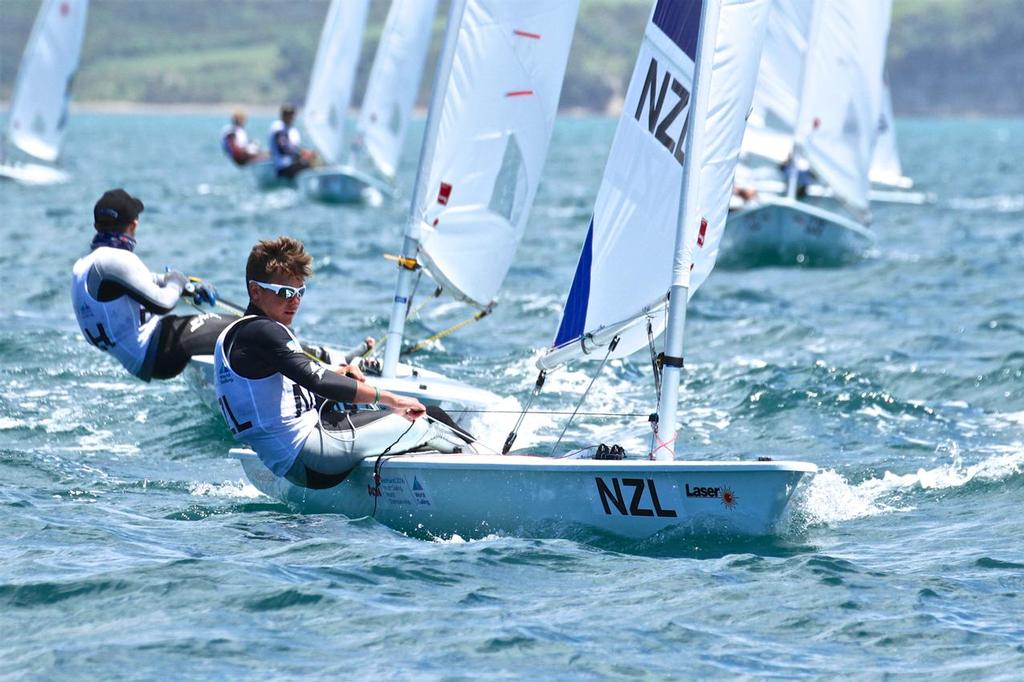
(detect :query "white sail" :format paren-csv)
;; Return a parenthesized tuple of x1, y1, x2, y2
(303, 0, 370, 165)
(795, 0, 892, 214)
(354, 0, 438, 180)
(741, 0, 813, 163)
(6, 0, 89, 163)
(869, 78, 907, 187)
(411, 0, 579, 308)
(543, 0, 770, 367)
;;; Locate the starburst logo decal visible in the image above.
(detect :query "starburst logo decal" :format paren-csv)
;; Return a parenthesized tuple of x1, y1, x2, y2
(721, 487, 738, 509)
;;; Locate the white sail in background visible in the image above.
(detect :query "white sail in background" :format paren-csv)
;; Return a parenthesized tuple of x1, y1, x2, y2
(795, 0, 892, 214)
(411, 0, 579, 308)
(544, 0, 770, 365)
(355, 0, 438, 180)
(6, 0, 89, 162)
(303, 0, 370, 165)
(741, 0, 813, 163)
(869, 79, 907, 187)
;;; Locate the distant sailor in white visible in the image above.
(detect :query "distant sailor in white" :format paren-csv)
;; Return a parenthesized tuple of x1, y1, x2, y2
(213, 237, 470, 489)
(70, 188, 228, 381)
(268, 103, 318, 178)
(221, 111, 264, 166)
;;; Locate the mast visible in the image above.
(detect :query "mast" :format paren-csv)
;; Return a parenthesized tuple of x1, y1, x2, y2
(382, 0, 467, 378)
(653, 0, 722, 461)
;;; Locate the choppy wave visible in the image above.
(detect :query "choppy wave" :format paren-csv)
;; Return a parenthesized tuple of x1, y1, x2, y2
(793, 445, 1024, 527)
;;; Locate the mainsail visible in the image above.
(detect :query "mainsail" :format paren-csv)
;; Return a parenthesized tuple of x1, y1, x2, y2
(6, 0, 89, 163)
(794, 0, 892, 214)
(355, 0, 439, 180)
(869, 78, 908, 188)
(740, 0, 814, 164)
(542, 0, 770, 368)
(413, 0, 579, 308)
(303, 0, 370, 165)
(382, 0, 579, 377)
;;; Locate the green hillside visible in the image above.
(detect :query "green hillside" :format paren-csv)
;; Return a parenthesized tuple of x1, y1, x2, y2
(1, 0, 1020, 115)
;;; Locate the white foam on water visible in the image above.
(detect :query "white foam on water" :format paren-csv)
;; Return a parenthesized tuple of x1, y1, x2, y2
(795, 445, 1024, 526)
(428, 531, 502, 545)
(0, 417, 26, 430)
(189, 479, 264, 499)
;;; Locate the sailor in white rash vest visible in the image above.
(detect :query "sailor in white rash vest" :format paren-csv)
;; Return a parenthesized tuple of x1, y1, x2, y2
(214, 237, 471, 489)
(71, 188, 231, 381)
(268, 103, 316, 178)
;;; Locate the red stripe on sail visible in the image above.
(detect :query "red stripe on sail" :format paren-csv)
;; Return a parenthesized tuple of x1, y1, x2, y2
(506, 90, 534, 97)
(513, 30, 541, 39)
(696, 218, 708, 247)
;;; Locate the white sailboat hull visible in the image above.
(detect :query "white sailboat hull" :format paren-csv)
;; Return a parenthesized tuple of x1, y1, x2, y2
(723, 195, 874, 264)
(184, 353, 499, 420)
(234, 448, 815, 540)
(298, 165, 392, 204)
(248, 159, 297, 190)
(0, 160, 70, 185)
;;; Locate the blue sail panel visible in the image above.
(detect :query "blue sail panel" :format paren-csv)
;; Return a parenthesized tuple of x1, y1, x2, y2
(553, 219, 594, 347)
(652, 0, 702, 61)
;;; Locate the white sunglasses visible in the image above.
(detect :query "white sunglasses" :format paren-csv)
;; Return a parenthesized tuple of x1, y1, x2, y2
(249, 280, 306, 300)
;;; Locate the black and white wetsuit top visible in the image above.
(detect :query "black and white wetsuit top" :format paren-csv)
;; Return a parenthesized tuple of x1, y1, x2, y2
(213, 310, 359, 476)
(71, 247, 186, 380)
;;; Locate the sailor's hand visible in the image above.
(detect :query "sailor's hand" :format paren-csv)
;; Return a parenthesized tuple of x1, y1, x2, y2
(163, 269, 189, 290)
(189, 282, 218, 307)
(364, 336, 376, 351)
(383, 393, 426, 421)
(337, 363, 365, 382)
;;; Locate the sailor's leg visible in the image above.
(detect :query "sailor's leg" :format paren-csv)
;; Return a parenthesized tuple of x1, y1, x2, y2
(149, 313, 234, 380)
(285, 408, 472, 489)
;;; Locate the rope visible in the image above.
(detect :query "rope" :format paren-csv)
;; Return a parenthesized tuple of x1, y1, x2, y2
(549, 335, 620, 457)
(451, 408, 649, 418)
(365, 284, 443, 357)
(404, 306, 492, 355)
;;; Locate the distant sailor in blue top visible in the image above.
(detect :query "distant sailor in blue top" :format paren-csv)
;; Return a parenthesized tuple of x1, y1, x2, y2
(221, 111, 264, 166)
(213, 237, 471, 489)
(71, 188, 229, 382)
(268, 103, 318, 178)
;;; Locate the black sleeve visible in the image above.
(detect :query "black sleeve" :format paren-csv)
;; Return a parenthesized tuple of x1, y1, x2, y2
(229, 318, 358, 403)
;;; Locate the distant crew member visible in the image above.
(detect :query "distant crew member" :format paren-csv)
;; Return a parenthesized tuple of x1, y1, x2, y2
(71, 188, 229, 381)
(268, 103, 317, 179)
(779, 154, 816, 199)
(221, 111, 263, 166)
(213, 237, 469, 489)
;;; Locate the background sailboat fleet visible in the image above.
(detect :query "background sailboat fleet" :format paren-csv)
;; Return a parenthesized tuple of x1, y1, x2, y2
(4, 0, 927, 542)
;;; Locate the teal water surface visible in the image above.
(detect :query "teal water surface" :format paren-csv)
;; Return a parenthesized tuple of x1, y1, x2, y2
(1, 114, 1022, 678)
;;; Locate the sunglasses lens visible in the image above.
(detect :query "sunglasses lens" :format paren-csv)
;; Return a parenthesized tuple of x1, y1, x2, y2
(278, 286, 304, 300)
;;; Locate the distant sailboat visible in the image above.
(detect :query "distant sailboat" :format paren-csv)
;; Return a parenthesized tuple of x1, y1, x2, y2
(231, 0, 814, 542)
(258, 0, 438, 203)
(725, 0, 891, 264)
(0, 0, 88, 186)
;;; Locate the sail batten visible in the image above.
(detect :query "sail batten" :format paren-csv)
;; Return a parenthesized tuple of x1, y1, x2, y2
(303, 0, 370, 165)
(6, 0, 89, 163)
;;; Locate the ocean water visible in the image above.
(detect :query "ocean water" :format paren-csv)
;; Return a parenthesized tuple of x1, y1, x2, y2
(1, 114, 1022, 678)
